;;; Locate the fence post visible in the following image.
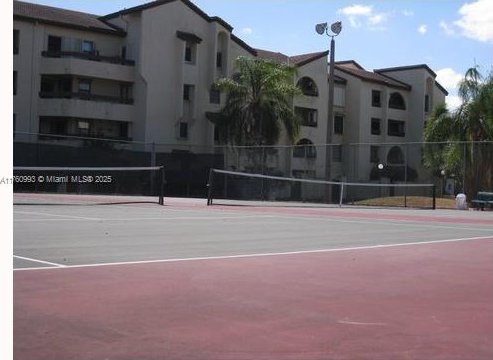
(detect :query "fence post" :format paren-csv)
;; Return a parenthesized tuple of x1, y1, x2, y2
(462, 142, 466, 193)
(432, 184, 436, 210)
(206, 168, 214, 206)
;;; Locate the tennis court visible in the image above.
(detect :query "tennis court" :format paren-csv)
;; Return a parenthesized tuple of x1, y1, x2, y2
(14, 197, 493, 360)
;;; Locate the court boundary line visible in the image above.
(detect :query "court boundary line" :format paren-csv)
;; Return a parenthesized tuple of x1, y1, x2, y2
(13, 235, 493, 272)
(13, 255, 65, 268)
(14, 210, 101, 221)
(13, 214, 280, 223)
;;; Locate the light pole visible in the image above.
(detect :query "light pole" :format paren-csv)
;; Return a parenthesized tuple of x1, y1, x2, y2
(316, 21, 342, 201)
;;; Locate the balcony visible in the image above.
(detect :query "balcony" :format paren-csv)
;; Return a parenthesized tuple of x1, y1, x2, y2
(40, 91, 133, 105)
(40, 52, 135, 82)
(38, 95, 133, 122)
(42, 51, 135, 66)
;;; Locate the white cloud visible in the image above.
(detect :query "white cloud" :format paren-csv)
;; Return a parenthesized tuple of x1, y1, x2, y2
(454, 0, 493, 43)
(340, 4, 373, 16)
(402, 10, 414, 17)
(417, 24, 427, 35)
(338, 4, 389, 30)
(436, 68, 464, 111)
(369, 13, 387, 26)
(241, 27, 253, 35)
(436, 68, 463, 90)
(446, 95, 463, 111)
(439, 21, 455, 36)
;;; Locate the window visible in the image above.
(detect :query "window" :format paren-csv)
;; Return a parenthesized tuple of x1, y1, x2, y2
(13, 71, 17, 95)
(332, 145, 342, 162)
(370, 146, 380, 163)
(388, 119, 405, 137)
(77, 120, 90, 135)
(177, 31, 202, 63)
(81, 40, 94, 53)
(293, 139, 316, 158)
(183, 84, 193, 101)
(120, 83, 132, 103)
(372, 90, 381, 107)
(185, 45, 192, 62)
(119, 122, 129, 138)
(47, 35, 62, 52)
(371, 118, 381, 135)
(121, 46, 127, 60)
(334, 115, 343, 135)
(389, 92, 406, 110)
(40, 75, 72, 96)
(295, 107, 317, 127)
(184, 41, 196, 63)
(424, 94, 430, 113)
(179, 122, 188, 138)
(297, 77, 318, 96)
(216, 52, 222, 68)
(14, 30, 19, 54)
(209, 89, 220, 104)
(13, 114, 16, 138)
(78, 79, 91, 95)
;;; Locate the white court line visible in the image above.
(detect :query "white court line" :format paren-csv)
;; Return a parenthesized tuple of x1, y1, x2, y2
(337, 319, 388, 326)
(13, 255, 65, 268)
(14, 210, 101, 221)
(13, 214, 278, 222)
(13, 235, 493, 272)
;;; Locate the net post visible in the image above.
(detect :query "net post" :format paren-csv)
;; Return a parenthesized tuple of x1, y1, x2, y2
(339, 183, 344, 207)
(158, 166, 165, 205)
(207, 168, 214, 206)
(432, 184, 436, 210)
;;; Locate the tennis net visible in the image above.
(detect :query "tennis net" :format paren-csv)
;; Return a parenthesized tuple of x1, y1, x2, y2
(13, 166, 165, 205)
(207, 169, 436, 209)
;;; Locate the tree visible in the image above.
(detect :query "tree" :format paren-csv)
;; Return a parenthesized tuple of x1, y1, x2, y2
(424, 66, 493, 195)
(208, 56, 301, 147)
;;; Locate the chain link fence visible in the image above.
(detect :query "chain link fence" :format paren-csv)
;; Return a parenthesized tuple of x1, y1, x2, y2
(13, 132, 492, 201)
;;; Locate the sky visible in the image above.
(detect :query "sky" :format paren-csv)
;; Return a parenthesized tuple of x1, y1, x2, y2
(14, 0, 493, 111)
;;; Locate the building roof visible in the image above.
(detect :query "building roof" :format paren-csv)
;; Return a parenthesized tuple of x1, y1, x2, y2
(336, 61, 412, 90)
(255, 49, 329, 67)
(375, 64, 448, 95)
(231, 34, 258, 56)
(374, 64, 438, 78)
(101, 0, 234, 32)
(13, 0, 125, 36)
(334, 60, 365, 70)
(289, 51, 329, 66)
(255, 49, 289, 63)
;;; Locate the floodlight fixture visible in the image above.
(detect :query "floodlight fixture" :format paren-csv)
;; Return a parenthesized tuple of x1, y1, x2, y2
(331, 21, 342, 35)
(315, 22, 328, 35)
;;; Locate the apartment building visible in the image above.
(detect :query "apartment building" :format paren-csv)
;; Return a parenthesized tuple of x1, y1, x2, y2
(331, 61, 447, 182)
(13, 0, 447, 184)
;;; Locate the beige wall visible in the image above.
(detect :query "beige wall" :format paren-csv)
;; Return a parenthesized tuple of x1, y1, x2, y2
(14, 19, 132, 136)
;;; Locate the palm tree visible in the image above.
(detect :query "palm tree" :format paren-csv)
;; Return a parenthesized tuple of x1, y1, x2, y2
(424, 66, 493, 196)
(208, 56, 301, 147)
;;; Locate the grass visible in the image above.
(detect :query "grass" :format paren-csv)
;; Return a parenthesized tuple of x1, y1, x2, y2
(354, 196, 457, 209)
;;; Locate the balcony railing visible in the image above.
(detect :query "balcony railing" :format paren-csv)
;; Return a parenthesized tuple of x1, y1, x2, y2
(39, 91, 134, 105)
(37, 133, 133, 143)
(41, 51, 135, 66)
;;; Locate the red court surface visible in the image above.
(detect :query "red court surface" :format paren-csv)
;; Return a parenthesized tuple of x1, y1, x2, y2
(14, 237, 493, 360)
